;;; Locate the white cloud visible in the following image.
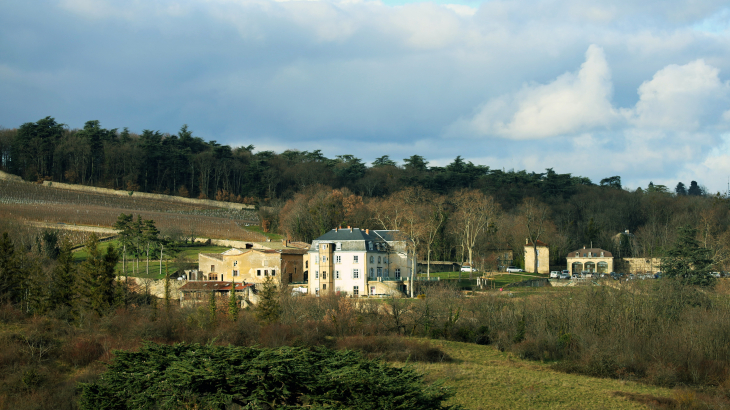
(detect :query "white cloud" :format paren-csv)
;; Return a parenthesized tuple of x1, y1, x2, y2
(626, 59, 730, 131)
(451, 45, 619, 139)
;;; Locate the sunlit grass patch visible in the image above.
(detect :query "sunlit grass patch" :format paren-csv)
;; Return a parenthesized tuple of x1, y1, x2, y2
(409, 340, 677, 409)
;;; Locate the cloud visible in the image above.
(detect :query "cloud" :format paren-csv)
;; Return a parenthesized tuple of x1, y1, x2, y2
(450, 45, 619, 139)
(627, 59, 730, 130)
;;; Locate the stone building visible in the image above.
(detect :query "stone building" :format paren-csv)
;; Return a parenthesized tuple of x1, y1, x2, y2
(196, 247, 308, 287)
(306, 227, 411, 297)
(566, 247, 613, 274)
(524, 240, 549, 274)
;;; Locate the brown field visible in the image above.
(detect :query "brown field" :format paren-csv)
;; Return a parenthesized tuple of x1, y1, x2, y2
(0, 180, 264, 242)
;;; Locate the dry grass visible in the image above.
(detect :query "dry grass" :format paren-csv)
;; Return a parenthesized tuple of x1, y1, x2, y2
(412, 339, 681, 410)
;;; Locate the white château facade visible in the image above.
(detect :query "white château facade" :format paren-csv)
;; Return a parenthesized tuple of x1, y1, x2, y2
(306, 227, 411, 297)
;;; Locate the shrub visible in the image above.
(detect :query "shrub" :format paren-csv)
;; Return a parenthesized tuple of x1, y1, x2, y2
(79, 343, 462, 410)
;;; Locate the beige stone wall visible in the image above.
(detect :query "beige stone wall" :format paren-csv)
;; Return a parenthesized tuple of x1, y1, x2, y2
(616, 257, 662, 274)
(42, 180, 255, 211)
(198, 250, 304, 286)
(524, 245, 550, 274)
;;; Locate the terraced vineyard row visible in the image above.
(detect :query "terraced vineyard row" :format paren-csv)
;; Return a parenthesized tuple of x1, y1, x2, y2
(0, 180, 264, 242)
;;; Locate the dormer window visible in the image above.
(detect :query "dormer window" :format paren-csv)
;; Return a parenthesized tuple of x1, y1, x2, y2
(368, 241, 373, 251)
(336, 242, 342, 251)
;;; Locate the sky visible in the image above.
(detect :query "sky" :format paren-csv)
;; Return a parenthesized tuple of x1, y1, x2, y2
(1, 0, 729, 193)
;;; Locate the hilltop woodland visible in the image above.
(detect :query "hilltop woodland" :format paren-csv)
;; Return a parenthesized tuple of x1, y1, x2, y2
(1, 117, 728, 272)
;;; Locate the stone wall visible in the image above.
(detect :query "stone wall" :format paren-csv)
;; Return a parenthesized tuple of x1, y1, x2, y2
(42, 180, 255, 211)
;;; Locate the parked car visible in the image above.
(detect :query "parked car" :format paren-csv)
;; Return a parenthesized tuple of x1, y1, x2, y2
(506, 266, 523, 273)
(460, 265, 476, 272)
(561, 269, 570, 276)
(559, 272, 570, 279)
(550, 271, 560, 278)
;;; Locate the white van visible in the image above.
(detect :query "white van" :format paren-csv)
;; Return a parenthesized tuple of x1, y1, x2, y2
(460, 265, 476, 272)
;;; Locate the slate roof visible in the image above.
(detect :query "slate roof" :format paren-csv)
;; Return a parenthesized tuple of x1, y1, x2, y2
(567, 248, 613, 258)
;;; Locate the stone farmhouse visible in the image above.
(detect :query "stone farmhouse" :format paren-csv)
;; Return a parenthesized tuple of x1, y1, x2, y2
(194, 247, 308, 286)
(306, 227, 411, 297)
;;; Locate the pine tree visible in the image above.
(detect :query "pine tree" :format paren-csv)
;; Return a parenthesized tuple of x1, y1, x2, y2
(255, 276, 280, 324)
(661, 225, 715, 287)
(78, 234, 120, 315)
(51, 237, 76, 310)
(208, 288, 217, 326)
(228, 281, 239, 322)
(0, 232, 22, 304)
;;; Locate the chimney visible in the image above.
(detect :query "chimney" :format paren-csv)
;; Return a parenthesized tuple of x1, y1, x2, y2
(625, 229, 630, 234)
(366, 229, 369, 234)
(349, 226, 352, 232)
(583, 245, 586, 249)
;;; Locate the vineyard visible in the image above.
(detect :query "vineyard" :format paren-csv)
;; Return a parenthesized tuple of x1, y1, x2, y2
(0, 180, 265, 243)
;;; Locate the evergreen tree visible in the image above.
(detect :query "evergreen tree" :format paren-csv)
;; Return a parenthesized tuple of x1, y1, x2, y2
(78, 234, 120, 315)
(50, 237, 76, 310)
(675, 182, 687, 196)
(207, 288, 217, 326)
(0, 232, 22, 304)
(255, 276, 280, 324)
(228, 280, 239, 322)
(688, 181, 703, 196)
(661, 226, 715, 287)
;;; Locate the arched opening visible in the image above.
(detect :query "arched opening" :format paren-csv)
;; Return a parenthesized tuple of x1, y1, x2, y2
(571, 262, 583, 273)
(597, 261, 608, 273)
(584, 262, 596, 273)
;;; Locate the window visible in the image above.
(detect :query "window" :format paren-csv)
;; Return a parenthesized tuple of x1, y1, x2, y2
(257, 269, 261, 276)
(322, 256, 327, 262)
(353, 256, 359, 263)
(353, 286, 359, 296)
(395, 268, 400, 279)
(271, 270, 276, 277)
(233, 261, 238, 267)
(378, 256, 381, 263)
(315, 271, 319, 279)
(336, 255, 341, 263)
(377, 267, 382, 277)
(336, 270, 340, 279)
(370, 268, 374, 278)
(305, 261, 309, 268)
(353, 269, 359, 279)
(211, 265, 215, 272)
(289, 272, 292, 283)
(336, 242, 342, 251)
(370, 256, 374, 263)
(233, 270, 239, 277)
(383, 257, 387, 263)
(323, 284, 327, 290)
(368, 241, 373, 250)
(264, 269, 268, 276)
(323, 272, 327, 280)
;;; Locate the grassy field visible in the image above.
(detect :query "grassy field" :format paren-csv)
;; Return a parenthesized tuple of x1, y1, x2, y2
(419, 271, 546, 289)
(73, 241, 233, 279)
(413, 340, 678, 410)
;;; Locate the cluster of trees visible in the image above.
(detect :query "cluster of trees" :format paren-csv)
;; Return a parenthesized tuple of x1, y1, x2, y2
(0, 232, 120, 316)
(113, 214, 175, 276)
(2, 117, 599, 203)
(277, 184, 730, 272)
